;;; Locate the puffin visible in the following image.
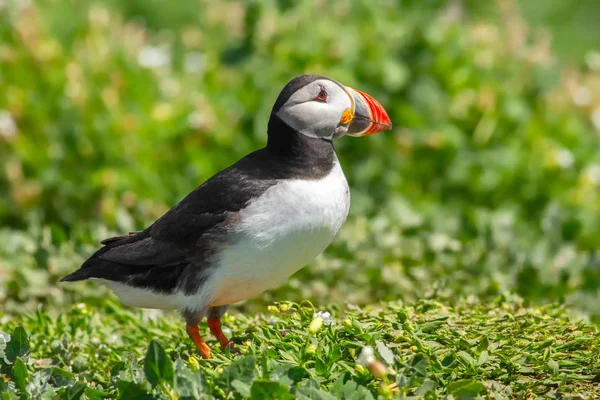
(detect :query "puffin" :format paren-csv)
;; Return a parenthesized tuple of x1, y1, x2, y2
(61, 75, 392, 358)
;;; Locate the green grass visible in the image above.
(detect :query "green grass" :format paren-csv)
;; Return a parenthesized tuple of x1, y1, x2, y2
(2, 298, 599, 399)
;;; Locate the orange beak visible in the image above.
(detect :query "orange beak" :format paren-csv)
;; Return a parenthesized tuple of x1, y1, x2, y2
(344, 87, 392, 136)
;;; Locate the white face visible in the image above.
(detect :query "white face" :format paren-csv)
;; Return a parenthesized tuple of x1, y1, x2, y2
(275, 79, 353, 140)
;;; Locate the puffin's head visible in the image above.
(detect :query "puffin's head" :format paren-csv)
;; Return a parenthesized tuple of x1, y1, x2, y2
(270, 75, 392, 141)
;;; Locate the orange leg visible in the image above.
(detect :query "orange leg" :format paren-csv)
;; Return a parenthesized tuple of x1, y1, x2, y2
(186, 324, 211, 359)
(207, 317, 238, 353)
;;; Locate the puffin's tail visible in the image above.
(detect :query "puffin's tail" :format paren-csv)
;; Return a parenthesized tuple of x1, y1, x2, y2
(60, 268, 94, 282)
(59, 254, 106, 282)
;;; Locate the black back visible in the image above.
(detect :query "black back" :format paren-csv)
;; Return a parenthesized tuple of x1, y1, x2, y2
(61, 78, 338, 295)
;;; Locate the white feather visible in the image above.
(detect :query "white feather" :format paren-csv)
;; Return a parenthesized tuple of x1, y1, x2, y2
(101, 160, 350, 312)
(99, 278, 213, 310)
(209, 159, 350, 306)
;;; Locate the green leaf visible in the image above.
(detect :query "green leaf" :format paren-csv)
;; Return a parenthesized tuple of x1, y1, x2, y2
(11, 356, 28, 393)
(330, 344, 342, 363)
(315, 357, 328, 376)
(548, 359, 559, 376)
(338, 381, 358, 399)
(216, 356, 256, 386)
(117, 380, 151, 400)
(411, 354, 429, 376)
(457, 351, 477, 368)
(441, 354, 455, 368)
(84, 387, 112, 400)
(143, 340, 174, 388)
(329, 376, 346, 396)
(447, 379, 486, 399)
(65, 383, 86, 400)
(50, 367, 76, 387)
(5, 327, 29, 363)
(250, 381, 295, 400)
(296, 385, 337, 400)
(477, 350, 489, 366)
(110, 361, 127, 376)
(376, 341, 395, 365)
(416, 379, 436, 396)
(173, 359, 203, 398)
(476, 336, 489, 353)
(287, 366, 310, 382)
(335, 380, 375, 400)
(1, 385, 19, 400)
(231, 379, 251, 398)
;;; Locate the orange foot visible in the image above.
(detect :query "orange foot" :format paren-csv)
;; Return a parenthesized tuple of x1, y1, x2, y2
(207, 317, 239, 354)
(186, 324, 211, 359)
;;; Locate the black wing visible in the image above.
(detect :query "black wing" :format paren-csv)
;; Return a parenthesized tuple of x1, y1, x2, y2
(60, 148, 278, 294)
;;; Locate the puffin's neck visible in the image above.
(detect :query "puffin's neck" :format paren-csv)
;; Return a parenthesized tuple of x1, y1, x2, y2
(266, 114, 336, 168)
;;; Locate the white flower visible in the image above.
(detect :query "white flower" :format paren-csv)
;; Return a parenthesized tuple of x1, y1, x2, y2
(137, 46, 170, 69)
(160, 78, 180, 98)
(585, 51, 600, 71)
(142, 309, 162, 321)
(357, 345, 375, 366)
(428, 233, 460, 252)
(184, 52, 204, 74)
(187, 111, 206, 130)
(572, 86, 591, 106)
(0, 110, 17, 139)
(5, 0, 32, 11)
(556, 149, 574, 169)
(591, 108, 600, 131)
(584, 164, 600, 186)
(429, 233, 448, 252)
(313, 311, 334, 325)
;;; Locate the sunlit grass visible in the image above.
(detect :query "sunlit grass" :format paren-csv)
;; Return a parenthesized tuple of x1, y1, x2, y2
(2, 298, 599, 398)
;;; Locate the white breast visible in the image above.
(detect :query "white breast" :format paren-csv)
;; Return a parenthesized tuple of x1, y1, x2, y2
(101, 160, 350, 313)
(208, 160, 350, 306)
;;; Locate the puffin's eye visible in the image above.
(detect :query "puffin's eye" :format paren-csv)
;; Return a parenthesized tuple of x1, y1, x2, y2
(316, 87, 328, 101)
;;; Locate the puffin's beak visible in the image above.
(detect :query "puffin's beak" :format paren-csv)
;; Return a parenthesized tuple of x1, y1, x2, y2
(344, 87, 392, 136)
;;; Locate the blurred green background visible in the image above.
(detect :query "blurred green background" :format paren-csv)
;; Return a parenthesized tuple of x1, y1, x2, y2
(1, 0, 599, 320)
